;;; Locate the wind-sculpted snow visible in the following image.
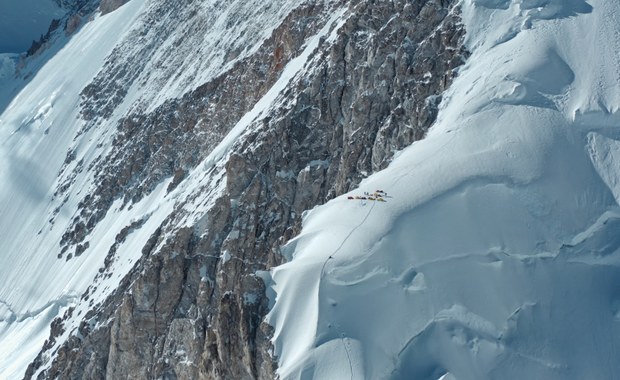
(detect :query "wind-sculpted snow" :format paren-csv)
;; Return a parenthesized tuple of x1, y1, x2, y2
(267, 0, 620, 379)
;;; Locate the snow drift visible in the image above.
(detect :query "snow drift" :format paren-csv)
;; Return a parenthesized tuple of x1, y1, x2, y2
(267, 0, 620, 379)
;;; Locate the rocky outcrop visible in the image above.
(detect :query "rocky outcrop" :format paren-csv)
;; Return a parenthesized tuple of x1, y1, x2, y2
(56, 0, 330, 258)
(23, 1, 100, 58)
(26, 0, 468, 378)
(99, 0, 128, 15)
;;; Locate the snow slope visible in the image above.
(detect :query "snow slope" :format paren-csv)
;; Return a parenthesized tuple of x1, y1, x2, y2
(0, 3, 148, 377)
(0, 0, 346, 377)
(266, 0, 620, 379)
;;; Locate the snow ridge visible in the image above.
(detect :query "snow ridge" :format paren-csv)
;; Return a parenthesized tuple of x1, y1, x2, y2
(267, 1, 620, 379)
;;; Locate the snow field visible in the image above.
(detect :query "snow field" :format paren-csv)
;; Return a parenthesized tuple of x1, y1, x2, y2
(267, 0, 620, 379)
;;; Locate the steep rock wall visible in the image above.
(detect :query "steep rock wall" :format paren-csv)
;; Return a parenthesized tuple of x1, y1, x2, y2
(26, 0, 467, 378)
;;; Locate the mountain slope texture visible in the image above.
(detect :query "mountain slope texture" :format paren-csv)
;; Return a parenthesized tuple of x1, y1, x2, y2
(0, 0, 618, 379)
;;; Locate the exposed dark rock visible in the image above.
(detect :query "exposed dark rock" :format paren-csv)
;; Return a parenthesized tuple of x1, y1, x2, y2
(99, 0, 128, 15)
(64, 14, 82, 36)
(59, 1, 330, 254)
(26, 0, 468, 379)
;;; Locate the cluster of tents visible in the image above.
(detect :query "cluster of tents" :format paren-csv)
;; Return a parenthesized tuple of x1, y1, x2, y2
(347, 190, 388, 202)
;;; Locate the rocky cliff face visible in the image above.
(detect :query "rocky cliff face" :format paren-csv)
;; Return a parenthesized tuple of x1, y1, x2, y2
(24, 0, 467, 378)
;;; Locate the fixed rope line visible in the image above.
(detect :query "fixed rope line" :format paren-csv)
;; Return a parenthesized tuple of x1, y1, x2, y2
(342, 334, 355, 380)
(319, 199, 377, 380)
(320, 199, 377, 275)
(314, 130, 454, 378)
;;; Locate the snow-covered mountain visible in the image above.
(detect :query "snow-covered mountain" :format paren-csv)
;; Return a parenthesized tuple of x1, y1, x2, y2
(268, 0, 620, 379)
(0, 0, 67, 54)
(0, 0, 618, 379)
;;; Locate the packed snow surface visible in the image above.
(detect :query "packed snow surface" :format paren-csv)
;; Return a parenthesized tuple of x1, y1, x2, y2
(267, 0, 620, 379)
